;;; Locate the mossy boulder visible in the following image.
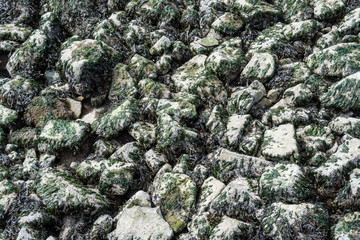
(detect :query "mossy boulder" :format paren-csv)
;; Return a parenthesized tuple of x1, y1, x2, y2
(36, 168, 108, 215)
(58, 39, 121, 98)
(152, 172, 197, 233)
(38, 119, 90, 153)
(92, 98, 138, 138)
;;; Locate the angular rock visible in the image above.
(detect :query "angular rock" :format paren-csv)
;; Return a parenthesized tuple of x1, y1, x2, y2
(92, 98, 138, 138)
(261, 123, 299, 161)
(0, 104, 17, 127)
(130, 121, 156, 148)
(209, 147, 273, 182)
(58, 39, 120, 98)
(320, 72, 360, 111)
(152, 172, 197, 233)
(197, 176, 225, 213)
(330, 116, 360, 137)
(332, 212, 360, 240)
(313, 0, 345, 20)
(259, 162, 310, 203)
(109, 206, 173, 240)
(128, 54, 157, 80)
(210, 216, 254, 240)
(139, 78, 171, 99)
(242, 52, 277, 81)
(211, 13, 244, 35)
(315, 135, 360, 196)
(38, 119, 90, 153)
(0, 179, 16, 219)
(225, 114, 251, 148)
(144, 149, 168, 174)
(306, 43, 360, 78)
(0, 24, 32, 42)
(259, 202, 329, 239)
(209, 177, 262, 221)
(108, 63, 137, 103)
(36, 168, 108, 215)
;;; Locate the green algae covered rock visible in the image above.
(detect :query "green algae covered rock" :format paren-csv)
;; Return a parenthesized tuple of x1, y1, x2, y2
(306, 43, 360, 78)
(320, 72, 360, 111)
(92, 98, 138, 138)
(152, 172, 197, 233)
(38, 119, 90, 153)
(36, 168, 108, 215)
(0, 104, 17, 127)
(242, 52, 277, 81)
(332, 212, 360, 240)
(58, 39, 121, 98)
(260, 202, 329, 239)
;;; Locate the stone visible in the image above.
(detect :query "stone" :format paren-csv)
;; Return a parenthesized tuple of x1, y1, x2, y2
(139, 78, 171, 99)
(261, 123, 299, 161)
(225, 114, 251, 148)
(306, 43, 360, 78)
(313, 0, 345, 20)
(38, 119, 90, 153)
(209, 147, 273, 182)
(315, 135, 360, 196)
(130, 121, 156, 148)
(36, 168, 108, 215)
(150, 36, 172, 55)
(211, 13, 244, 35)
(92, 98, 138, 138)
(259, 202, 329, 239)
(109, 207, 173, 240)
(0, 104, 17, 127)
(197, 176, 225, 213)
(332, 212, 360, 240)
(0, 179, 16, 219)
(210, 216, 254, 240)
(108, 63, 138, 103)
(0, 24, 32, 42)
(152, 172, 197, 233)
(144, 149, 168, 174)
(330, 116, 360, 137)
(206, 37, 245, 81)
(90, 214, 113, 239)
(128, 54, 157, 80)
(209, 177, 263, 221)
(242, 52, 277, 81)
(58, 39, 120, 98)
(259, 162, 310, 203)
(320, 72, 360, 111)
(283, 20, 320, 40)
(227, 80, 266, 114)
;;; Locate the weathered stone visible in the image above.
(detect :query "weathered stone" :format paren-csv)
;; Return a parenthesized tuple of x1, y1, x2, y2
(242, 52, 277, 81)
(210, 216, 254, 240)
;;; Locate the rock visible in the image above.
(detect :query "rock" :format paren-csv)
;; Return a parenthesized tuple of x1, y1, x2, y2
(92, 98, 138, 138)
(283, 83, 313, 107)
(0, 179, 16, 219)
(332, 212, 360, 240)
(6, 30, 48, 78)
(108, 63, 137, 103)
(209, 177, 262, 221)
(139, 78, 171, 99)
(261, 123, 299, 161)
(259, 202, 329, 239)
(128, 54, 157, 80)
(152, 172, 197, 233)
(24, 96, 74, 127)
(38, 119, 90, 153)
(277, 0, 313, 21)
(259, 162, 310, 203)
(320, 72, 360, 111)
(206, 37, 245, 81)
(0, 76, 38, 111)
(225, 114, 251, 148)
(306, 43, 360, 78)
(144, 149, 168, 174)
(90, 214, 113, 239)
(313, 0, 345, 20)
(0, 104, 17, 127)
(156, 113, 198, 154)
(109, 142, 142, 164)
(283, 20, 320, 40)
(197, 176, 225, 213)
(242, 52, 277, 81)
(99, 162, 136, 196)
(171, 54, 226, 103)
(0, 24, 32, 42)
(211, 13, 244, 35)
(335, 168, 360, 208)
(66, 98, 81, 119)
(209, 147, 273, 182)
(227, 80, 266, 114)
(156, 54, 172, 75)
(156, 98, 197, 121)
(239, 120, 266, 155)
(121, 190, 152, 210)
(36, 168, 108, 215)
(210, 216, 254, 240)
(150, 36, 172, 56)
(58, 39, 120, 98)
(109, 206, 173, 240)
(206, 105, 227, 140)
(130, 121, 156, 148)
(22, 148, 39, 179)
(315, 135, 360, 196)
(187, 211, 212, 239)
(330, 116, 360, 137)
(297, 124, 334, 154)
